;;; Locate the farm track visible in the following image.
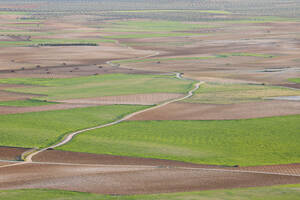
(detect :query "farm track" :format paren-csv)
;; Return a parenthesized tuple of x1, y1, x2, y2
(1, 43, 300, 194)
(0, 47, 202, 167)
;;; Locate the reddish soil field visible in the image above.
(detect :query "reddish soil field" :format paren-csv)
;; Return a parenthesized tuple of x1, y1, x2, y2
(59, 93, 184, 106)
(277, 83, 300, 89)
(240, 164, 300, 176)
(1, 148, 300, 194)
(128, 101, 300, 121)
(0, 162, 300, 195)
(0, 147, 28, 161)
(0, 93, 182, 115)
(33, 149, 219, 168)
(0, 103, 95, 115)
(0, 44, 151, 71)
(0, 90, 42, 101)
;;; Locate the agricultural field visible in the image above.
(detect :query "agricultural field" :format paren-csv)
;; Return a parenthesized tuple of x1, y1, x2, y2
(0, 74, 193, 100)
(0, 105, 147, 148)
(60, 115, 300, 166)
(1, 0, 300, 199)
(2, 184, 300, 200)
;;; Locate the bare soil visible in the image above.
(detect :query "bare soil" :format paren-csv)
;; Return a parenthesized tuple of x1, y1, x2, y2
(128, 101, 300, 121)
(0, 103, 96, 115)
(58, 93, 184, 106)
(0, 147, 29, 161)
(240, 164, 300, 176)
(0, 44, 151, 71)
(1, 148, 300, 194)
(0, 161, 299, 195)
(33, 149, 220, 168)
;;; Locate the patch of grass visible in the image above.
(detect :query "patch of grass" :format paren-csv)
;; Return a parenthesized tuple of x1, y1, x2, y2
(218, 16, 300, 24)
(185, 83, 300, 104)
(103, 32, 199, 39)
(0, 105, 147, 149)
(2, 184, 300, 200)
(0, 74, 194, 101)
(217, 52, 275, 58)
(0, 38, 114, 47)
(103, 20, 215, 32)
(288, 78, 300, 83)
(0, 99, 57, 107)
(0, 11, 30, 15)
(60, 115, 300, 166)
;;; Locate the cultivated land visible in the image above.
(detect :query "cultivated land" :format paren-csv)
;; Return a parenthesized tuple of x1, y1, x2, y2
(1, 0, 300, 198)
(2, 185, 300, 200)
(0, 105, 147, 148)
(60, 115, 300, 166)
(0, 74, 193, 100)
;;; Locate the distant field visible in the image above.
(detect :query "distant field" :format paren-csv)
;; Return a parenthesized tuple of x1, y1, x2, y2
(0, 99, 56, 107)
(218, 53, 275, 58)
(103, 20, 215, 32)
(2, 184, 300, 200)
(0, 11, 30, 15)
(60, 115, 300, 166)
(289, 78, 300, 83)
(0, 105, 146, 149)
(184, 83, 300, 104)
(112, 53, 275, 64)
(103, 32, 199, 39)
(0, 38, 111, 47)
(100, 20, 214, 39)
(112, 56, 216, 64)
(0, 74, 194, 101)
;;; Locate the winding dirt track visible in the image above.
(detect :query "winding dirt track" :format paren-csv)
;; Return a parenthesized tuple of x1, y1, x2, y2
(24, 75, 202, 163)
(1, 46, 300, 194)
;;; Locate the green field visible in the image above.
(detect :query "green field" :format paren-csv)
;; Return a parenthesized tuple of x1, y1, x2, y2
(218, 52, 275, 58)
(184, 83, 300, 104)
(0, 105, 146, 149)
(103, 20, 215, 32)
(289, 78, 300, 83)
(0, 11, 30, 15)
(0, 99, 56, 107)
(0, 74, 194, 101)
(2, 184, 300, 200)
(0, 38, 113, 47)
(112, 53, 274, 64)
(60, 115, 300, 166)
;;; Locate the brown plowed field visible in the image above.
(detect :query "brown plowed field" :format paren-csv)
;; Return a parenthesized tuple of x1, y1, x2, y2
(0, 147, 28, 161)
(1, 148, 300, 194)
(0, 44, 151, 71)
(128, 101, 300, 121)
(0, 162, 18, 166)
(33, 149, 220, 168)
(0, 90, 42, 101)
(0, 93, 182, 115)
(1, 163, 300, 195)
(277, 83, 300, 89)
(58, 93, 184, 106)
(0, 103, 96, 115)
(240, 164, 300, 176)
